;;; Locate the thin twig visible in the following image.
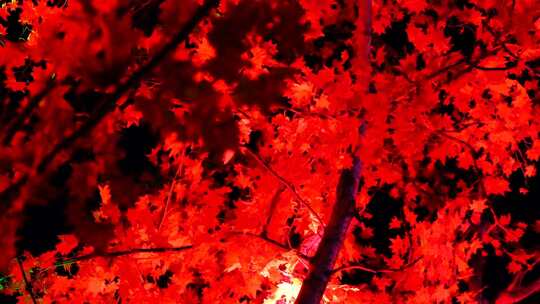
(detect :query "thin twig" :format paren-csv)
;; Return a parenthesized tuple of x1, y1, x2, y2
(437, 131, 477, 155)
(331, 255, 423, 276)
(435, 130, 487, 195)
(496, 276, 540, 304)
(332, 264, 379, 274)
(261, 186, 286, 237)
(285, 107, 336, 120)
(157, 148, 186, 231)
(241, 147, 326, 231)
(420, 45, 504, 85)
(228, 231, 310, 261)
(469, 61, 517, 71)
(425, 58, 467, 80)
(501, 43, 519, 60)
(352, 205, 367, 224)
(59, 245, 193, 264)
(3, 77, 57, 146)
(16, 256, 38, 304)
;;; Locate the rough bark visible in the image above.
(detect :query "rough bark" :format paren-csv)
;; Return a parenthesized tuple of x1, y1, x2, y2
(295, 158, 361, 304)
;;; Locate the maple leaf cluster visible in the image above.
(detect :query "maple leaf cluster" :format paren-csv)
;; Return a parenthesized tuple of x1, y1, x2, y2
(0, 0, 539, 303)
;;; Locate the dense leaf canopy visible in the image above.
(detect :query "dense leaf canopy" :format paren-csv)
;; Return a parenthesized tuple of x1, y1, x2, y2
(0, 0, 539, 303)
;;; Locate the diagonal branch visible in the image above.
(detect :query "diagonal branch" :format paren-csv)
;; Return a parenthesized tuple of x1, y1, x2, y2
(36, 0, 219, 173)
(16, 256, 37, 304)
(3, 76, 57, 146)
(261, 185, 286, 238)
(436, 130, 487, 196)
(496, 277, 540, 304)
(331, 264, 378, 274)
(157, 148, 186, 231)
(295, 157, 362, 304)
(241, 147, 326, 231)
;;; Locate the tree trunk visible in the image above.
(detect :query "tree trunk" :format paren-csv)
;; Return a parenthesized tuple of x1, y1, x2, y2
(295, 0, 371, 301)
(295, 158, 361, 304)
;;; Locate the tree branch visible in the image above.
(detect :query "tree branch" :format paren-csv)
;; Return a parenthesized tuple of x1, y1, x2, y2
(496, 277, 540, 304)
(241, 147, 326, 231)
(58, 245, 193, 264)
(0, 175, 28, 214)
(469, 61, 517, 71)
(16, 256, 37, 304)
(331, 264, 378, 274)
(3, 76, 57, 146)
(36, 0, 219, 173)
(435, 130, 487, 196)
(331, 255, 423, 276)
(295, 157, 362, 304)
(157, 148, 186, 231)
(228, 231, 310, 261)
(261, 186, 286, 237)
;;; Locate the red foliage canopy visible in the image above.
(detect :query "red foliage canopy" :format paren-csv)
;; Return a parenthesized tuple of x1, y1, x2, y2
(0, 0, 539, 303)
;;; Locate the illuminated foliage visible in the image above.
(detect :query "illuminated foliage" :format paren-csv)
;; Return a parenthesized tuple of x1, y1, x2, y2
(0, 0, 539, 303)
